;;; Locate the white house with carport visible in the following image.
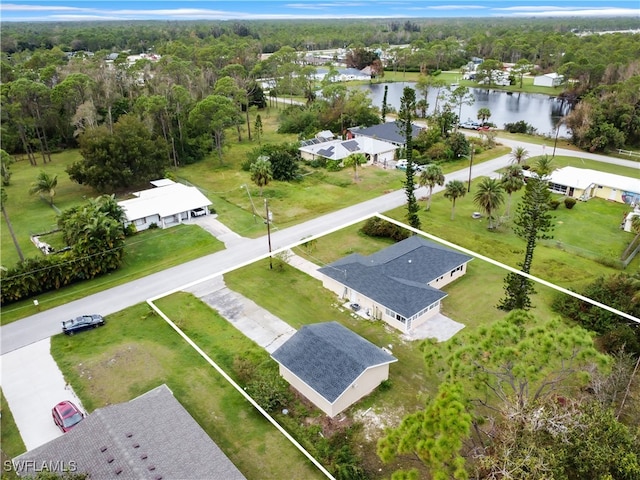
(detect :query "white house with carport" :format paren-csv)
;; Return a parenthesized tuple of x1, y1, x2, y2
(318, 236, 473, 333)
(118, 179, 212, 232)
(271, 322, 397, 418)
(546, 166, 640, 205)
(299, 137, 397, 165)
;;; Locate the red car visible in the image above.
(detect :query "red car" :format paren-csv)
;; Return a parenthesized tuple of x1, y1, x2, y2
(52, 401, 84, 433)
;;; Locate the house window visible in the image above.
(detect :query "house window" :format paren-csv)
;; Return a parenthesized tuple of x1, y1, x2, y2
(134, 218, 145, 226)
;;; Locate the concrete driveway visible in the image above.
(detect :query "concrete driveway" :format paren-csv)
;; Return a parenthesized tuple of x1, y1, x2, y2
(0, 338, 85, 450)
(184, 277, 296, 353)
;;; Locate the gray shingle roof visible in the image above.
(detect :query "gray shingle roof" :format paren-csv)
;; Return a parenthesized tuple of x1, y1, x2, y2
(349, 121, 423, 146)
(318, 236, 473, 318)
(271, 322, 396, 403)
(15, 385, 246, 480)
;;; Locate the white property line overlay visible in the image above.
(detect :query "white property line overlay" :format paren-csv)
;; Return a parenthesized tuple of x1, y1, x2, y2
(147, 212, 639, 479)
(376, 213, 639, 324)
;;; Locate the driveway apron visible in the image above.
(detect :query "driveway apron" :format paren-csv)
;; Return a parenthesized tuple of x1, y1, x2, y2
(0, 338, 85, 450)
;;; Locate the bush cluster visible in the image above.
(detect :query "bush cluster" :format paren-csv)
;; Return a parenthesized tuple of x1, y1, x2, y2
(504, 120, 537, 135)
(1, 248, 124, 305)
(360, 217, 411, 241)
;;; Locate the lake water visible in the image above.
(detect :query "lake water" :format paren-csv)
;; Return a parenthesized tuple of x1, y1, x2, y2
(357, 82, 572, 137)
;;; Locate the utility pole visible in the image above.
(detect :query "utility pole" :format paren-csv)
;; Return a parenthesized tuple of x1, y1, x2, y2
(242, 184, 258, 223)
(552, 121, 561, 158)
(467, 147, 474, 193)
(265, 198, 273, 269)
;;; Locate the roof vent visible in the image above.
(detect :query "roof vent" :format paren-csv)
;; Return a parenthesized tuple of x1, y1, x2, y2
(115, 468, 123, 475)
(154, 477, 162, 480)
(126, 432, 133, 438)
(140, 454, 148, 460)
(107, 457, 114, 464)
(133, 443, 140, 449)
(148, 465, 156, 471)
(100, 446, 108, 453)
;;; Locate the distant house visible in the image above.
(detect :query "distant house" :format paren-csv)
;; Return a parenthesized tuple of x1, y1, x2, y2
(271, 322, 397, 417)
(533, 72, 564, 87)
(546, 166, 640, 205)
(299, 137, 397, 165)
(318, 236, 473, 333)
(118, 179, 212, 231)
(347, 120, 424, 147)
(313, 67, 371, 82)
(14, 385, 246, 480)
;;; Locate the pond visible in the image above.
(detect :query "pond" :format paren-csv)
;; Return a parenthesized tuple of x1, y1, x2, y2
(356, 82, 573, 137)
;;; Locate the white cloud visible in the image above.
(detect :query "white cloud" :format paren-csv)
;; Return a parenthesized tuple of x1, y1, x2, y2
(497, 7, 639, 17)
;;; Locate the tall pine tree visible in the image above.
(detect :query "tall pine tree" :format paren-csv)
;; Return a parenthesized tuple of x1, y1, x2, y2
(398, 87, 421, 231)
(499, 160, 554, 310)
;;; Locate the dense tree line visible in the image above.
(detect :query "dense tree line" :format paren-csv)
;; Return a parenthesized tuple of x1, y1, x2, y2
(1, 17, 639, 163)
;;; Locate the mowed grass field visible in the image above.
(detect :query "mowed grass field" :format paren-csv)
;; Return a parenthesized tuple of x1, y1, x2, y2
(49, 300, 324, 480)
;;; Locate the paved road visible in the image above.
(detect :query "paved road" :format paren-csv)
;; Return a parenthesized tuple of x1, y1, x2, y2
(1, 141, 637, 354)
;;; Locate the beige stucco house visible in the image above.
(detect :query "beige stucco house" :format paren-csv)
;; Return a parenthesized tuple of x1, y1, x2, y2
(546, 167, 640, 205)
(118, 179, 212, 232)
(271, 322, 397, 418)
(318, 236, 473, 333)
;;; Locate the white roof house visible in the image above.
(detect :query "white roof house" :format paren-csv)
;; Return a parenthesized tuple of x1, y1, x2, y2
(547, 166, 640, 204)
(299, 137, 398, 164)
(118, 180, 212, 231)
(533, 72, 564, 87)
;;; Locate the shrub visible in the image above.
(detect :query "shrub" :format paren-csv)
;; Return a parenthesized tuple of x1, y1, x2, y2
(564, 197, 577, 209)
(361, 217, 410, 241)
(549, 199, 561, 210)
(325, 159, 342, 172)
(148, 222, 159, 229)
(504, 120, 537, 135)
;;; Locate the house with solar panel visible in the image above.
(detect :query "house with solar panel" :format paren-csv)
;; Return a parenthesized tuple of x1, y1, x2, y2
(298, 136, 398, 165)
(271, 322, 397, 417)
(318, 236, 473, 333)
(347, 120, 424, 147)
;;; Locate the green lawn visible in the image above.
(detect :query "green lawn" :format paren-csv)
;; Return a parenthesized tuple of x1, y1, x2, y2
(50, 301, 324, 480)
(1, 388, 25, 480)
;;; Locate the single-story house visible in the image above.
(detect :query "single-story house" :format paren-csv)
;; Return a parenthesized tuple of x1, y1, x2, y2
(14, 384, 246, 479)
(299, 137, 398, 165)
(318, 236, 473, 333)
(533, 72, 564, 87)
(347, 120, 424, 147)
(313, 67, 371, 82)
(271, 322, 397, 417)
(118, 179, 212, 231)
(546, 166, 640, 205)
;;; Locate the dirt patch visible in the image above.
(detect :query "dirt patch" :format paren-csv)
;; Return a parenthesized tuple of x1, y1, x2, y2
(353, 405, 406, 443)
(75, 342, 172, 406)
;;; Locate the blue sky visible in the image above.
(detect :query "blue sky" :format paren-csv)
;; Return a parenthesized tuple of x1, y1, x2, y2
(1, 1, 638, 22)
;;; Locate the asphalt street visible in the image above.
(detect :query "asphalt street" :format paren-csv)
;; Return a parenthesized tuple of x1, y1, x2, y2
(0, 140, 637, 354)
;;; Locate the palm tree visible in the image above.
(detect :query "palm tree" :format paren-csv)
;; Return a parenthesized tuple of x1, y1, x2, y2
(501, 164, 525, 217)
(477, 107, 491, 125)
(532, 155, 554, 178)
(343, 153, 366, 182)
(419, 164, 445, 211)
(1, 186, 25, 262)
(250, 156, 273, 196)
(510, 146, 529, 165)
(474, 177, 505, 229)
(444, 180, 467, 220)
(29, 171, 58, 205)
